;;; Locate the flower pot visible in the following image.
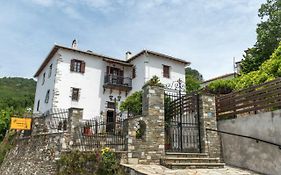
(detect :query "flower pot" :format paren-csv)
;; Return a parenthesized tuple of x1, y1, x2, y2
(83, 127, 93, 136)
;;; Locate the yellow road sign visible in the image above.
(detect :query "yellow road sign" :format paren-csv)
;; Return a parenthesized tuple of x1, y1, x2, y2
(10, 117, 32, 130)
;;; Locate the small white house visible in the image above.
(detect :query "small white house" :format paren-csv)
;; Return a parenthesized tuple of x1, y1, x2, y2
(33, 42, 189, 124)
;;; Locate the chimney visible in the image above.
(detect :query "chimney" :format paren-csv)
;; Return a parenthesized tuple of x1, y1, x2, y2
(125, 51, 132, 60)
(72, 39, 78, 49)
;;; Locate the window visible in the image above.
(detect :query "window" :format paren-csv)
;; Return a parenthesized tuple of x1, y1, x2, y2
(37, 100, 40, 111)
(163, 65, 170, 78)
(71, 88, 80, 101)
(132, 66, 136, 79)
(70, 59, 85, 73)
(42, 73, 46, 85)
(48, 64, 53, 78)
(45, 90, 50, 103)
(107, 102, 115, 109)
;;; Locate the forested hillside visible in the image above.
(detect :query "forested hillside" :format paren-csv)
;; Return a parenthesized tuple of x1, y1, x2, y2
(0, 77, 36, 110)
(0, 77, 36, 141)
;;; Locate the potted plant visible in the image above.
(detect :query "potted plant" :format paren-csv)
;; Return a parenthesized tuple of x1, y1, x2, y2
(83, 122, 93, 136)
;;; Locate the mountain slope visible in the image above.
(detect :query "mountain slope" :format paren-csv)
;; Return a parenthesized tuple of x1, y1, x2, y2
(0, 77, 36, 110)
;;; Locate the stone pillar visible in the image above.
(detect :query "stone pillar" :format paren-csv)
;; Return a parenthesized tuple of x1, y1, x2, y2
(68, 108, 83, 147)
(126, 85, 165, 164)
(199, 94, 221, 158)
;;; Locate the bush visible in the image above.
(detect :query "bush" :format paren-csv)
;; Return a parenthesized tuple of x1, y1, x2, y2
(57, 148, 125, 175)
(0, 131, 16, 165)
(143, 75, 164, 87)
(120, 91, 142, 116)
(207, 79, 235, 94)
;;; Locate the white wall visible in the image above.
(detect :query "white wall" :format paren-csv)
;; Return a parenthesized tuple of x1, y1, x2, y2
(52, 49, 131, 119)
(34, 48, 186, 119)
(145, 54, 186, 87)
(130, 55, 146, 93)
(129, 54, 186, 94)
(33, 53, 58, 114)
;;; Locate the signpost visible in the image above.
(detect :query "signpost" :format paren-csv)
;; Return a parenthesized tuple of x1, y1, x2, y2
(10, 117, 32, 130)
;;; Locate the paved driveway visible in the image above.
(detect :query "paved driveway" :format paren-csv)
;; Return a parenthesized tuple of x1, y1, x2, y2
(123, 164, 262, 175)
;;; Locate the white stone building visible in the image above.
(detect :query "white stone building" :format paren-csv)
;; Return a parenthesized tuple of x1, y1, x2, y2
(33, 43, 189, 123)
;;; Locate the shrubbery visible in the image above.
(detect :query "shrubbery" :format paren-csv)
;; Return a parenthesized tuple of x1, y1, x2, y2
(0, 131, 16, 165)
(57, 148, 124, 175)
(120, 91, 142, 116)
(207, 42, 281, 94)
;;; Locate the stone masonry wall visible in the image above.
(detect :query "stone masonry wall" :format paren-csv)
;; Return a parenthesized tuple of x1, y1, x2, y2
(0, 134, 67, 175)
(126, 85, 165, 164)
(0, 108, 81, 175)
(199, 94, 222, 159)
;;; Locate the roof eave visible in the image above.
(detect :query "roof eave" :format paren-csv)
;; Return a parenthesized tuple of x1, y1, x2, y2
(34, 45, 59, 77)
(127, 50, 190, 65)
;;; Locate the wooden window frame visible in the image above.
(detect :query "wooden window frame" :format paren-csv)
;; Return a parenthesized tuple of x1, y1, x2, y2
(71, 88, 80, 101)
(37, 100, 40, 111)
(163, 65, 170, 78)
(48, 64, 53, 78)
(42, 72, 46, 85)
(70, 59, 85, 73)
(132, 66, 136, 79)
(45, 90, 50, 103)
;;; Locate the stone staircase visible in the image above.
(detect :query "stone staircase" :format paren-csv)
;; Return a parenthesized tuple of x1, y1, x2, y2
(160, 152, 225, 169)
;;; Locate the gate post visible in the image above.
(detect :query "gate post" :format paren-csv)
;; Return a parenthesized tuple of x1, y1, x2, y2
(68, 108, 83, 148)
(198, 94, 222, 158)
(126, 85, 165, 164)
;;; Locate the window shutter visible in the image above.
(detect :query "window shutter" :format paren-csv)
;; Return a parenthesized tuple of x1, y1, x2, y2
(70, 59, 75, 71)
(81, 61, 86, 73)
(119, 70, 124, 77)
(163, 65, 170, 78)
(106, 66, 110, 74)
(132, 67, 136, 78)
(78, 88, 81, 101)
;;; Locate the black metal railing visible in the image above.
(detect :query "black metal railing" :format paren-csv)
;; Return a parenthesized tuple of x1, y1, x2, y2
(164, 88, 201, 153)
(72, 118, 126, 151)
(206, 128, 281, 149)
(104, 74, 132, 88)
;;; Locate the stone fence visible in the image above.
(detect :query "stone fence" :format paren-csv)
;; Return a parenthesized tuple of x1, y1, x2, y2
(125, 85, 165, 164)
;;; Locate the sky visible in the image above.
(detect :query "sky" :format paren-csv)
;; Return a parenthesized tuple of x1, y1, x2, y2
(0, 0, 266, 80)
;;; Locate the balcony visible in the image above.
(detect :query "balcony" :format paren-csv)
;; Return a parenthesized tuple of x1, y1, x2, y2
(104, 74, 132, 92)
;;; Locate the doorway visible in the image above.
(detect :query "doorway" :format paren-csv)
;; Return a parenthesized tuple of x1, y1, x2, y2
(106, 111, 115, 133)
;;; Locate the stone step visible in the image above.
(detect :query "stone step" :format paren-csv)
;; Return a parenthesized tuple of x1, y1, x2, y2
(165, 152, 208, 158)
(161, 157, 220, 164)
(163, 162, 225, 169)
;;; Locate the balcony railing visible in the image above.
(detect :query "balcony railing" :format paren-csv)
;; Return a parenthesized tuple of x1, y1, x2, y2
(104, 74, 132, 91)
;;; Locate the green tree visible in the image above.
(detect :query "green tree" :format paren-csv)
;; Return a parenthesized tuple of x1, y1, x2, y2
(242, 0, 281, 73)
(0, 77, 36, 142)
(208, 42, 281, 93)
(120, 91, 142, 116)
(185, 67, 203, 93)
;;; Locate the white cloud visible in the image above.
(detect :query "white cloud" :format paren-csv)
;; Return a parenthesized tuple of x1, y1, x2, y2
(82, 0, 111, 8)
(29, 0, 56, 7)
(63, 6, 83, 20)
(1, 0, 267, 79)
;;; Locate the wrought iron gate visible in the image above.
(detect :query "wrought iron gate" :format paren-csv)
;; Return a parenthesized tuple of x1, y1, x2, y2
(164, 80, 201, 153)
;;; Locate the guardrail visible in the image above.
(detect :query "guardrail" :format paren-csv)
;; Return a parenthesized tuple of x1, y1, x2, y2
(206, 128, 281, 149)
